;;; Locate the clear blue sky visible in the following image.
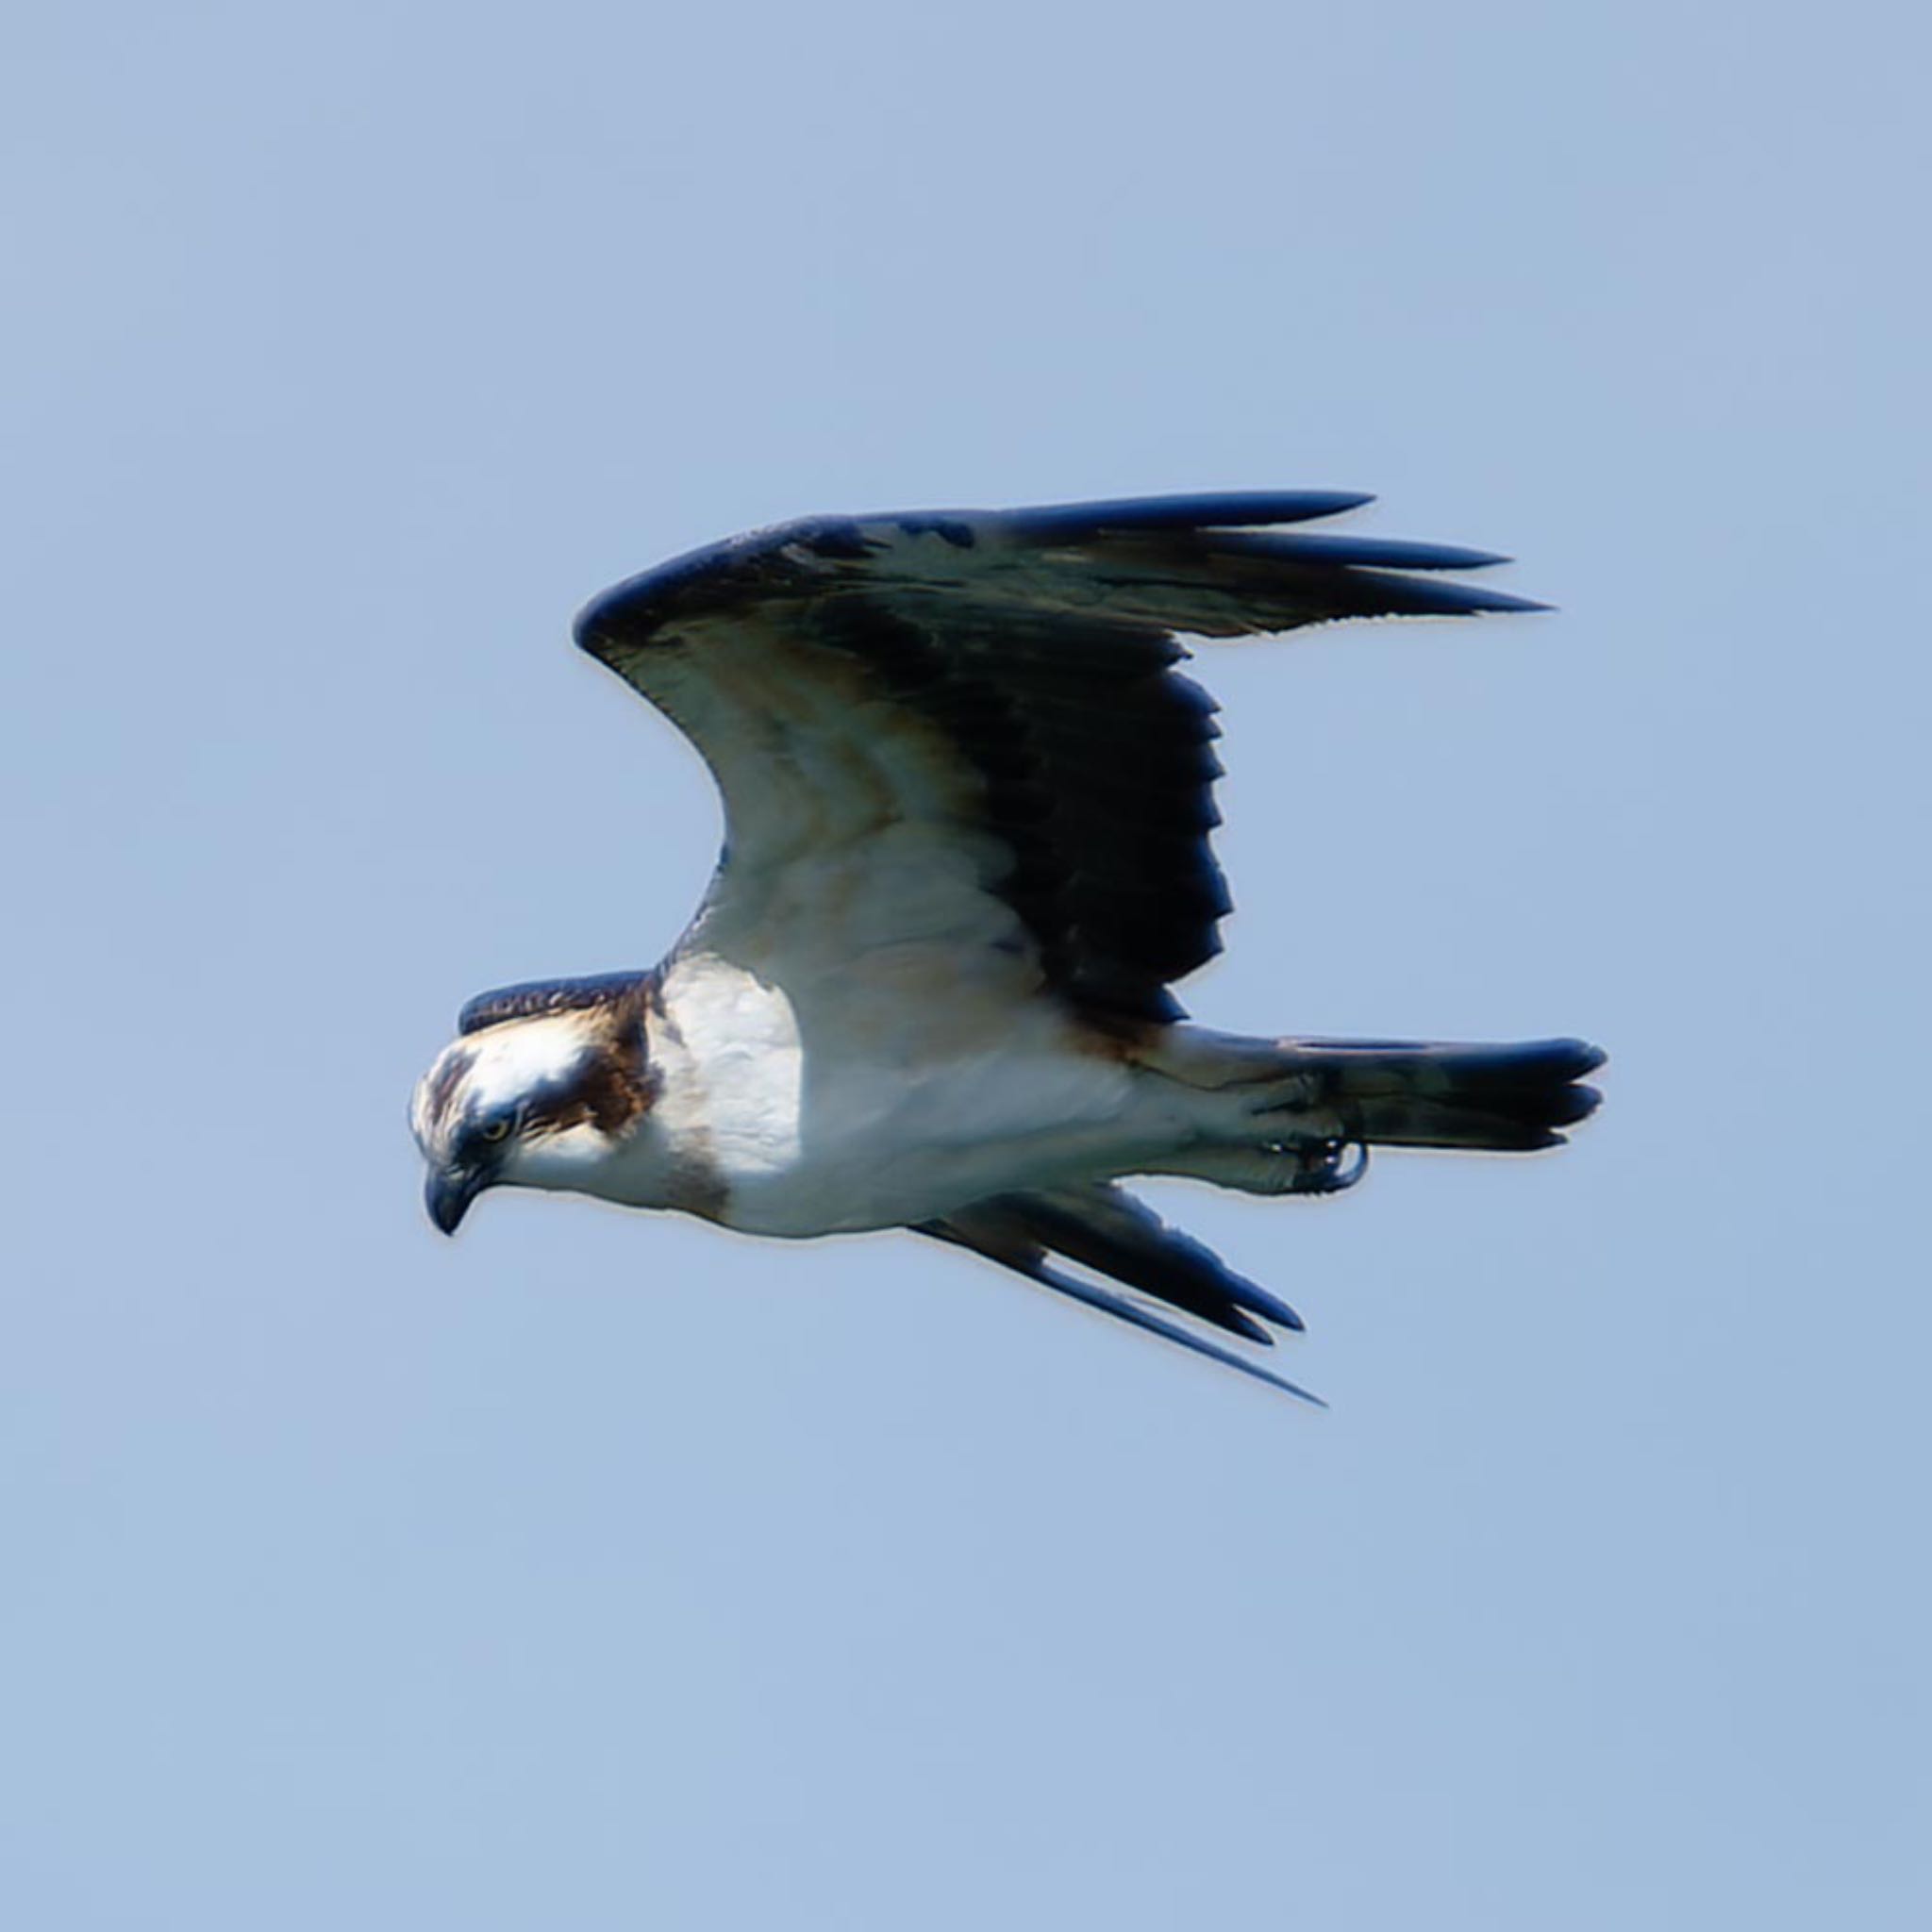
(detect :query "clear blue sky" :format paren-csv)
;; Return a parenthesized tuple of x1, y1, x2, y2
(6, 3, 1927, 1925)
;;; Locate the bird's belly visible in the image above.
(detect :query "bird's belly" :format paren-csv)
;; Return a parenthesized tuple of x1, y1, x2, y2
(703, 1043, 1160, 1237)
(715, 1121, 1122, 1236)
(639, 947, 1182, 1236)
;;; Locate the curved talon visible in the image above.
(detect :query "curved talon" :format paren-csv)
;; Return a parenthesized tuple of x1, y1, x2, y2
(1289, 1137, 1370, 1195)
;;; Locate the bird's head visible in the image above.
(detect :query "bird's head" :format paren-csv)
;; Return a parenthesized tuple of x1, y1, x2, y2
(409, 979, 654, 1233)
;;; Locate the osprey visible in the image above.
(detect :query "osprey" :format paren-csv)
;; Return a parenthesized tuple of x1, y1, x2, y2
(411, 492, 1602, 1399)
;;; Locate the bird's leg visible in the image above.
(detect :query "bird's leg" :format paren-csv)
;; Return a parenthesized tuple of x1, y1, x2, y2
(1283, 1138, 1370, 1195)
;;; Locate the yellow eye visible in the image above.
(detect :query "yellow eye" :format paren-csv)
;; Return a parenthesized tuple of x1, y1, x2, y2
(478, 1116, 512, 1143)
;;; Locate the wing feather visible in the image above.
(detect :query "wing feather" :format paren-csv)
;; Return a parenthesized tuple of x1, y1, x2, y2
(575, 494, 1539, 1021)
(919, 1183, 1322, 1404)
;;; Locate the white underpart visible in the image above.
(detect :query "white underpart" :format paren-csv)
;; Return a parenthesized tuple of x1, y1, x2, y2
(651, 953, 805, 1182)
(608, 940, 1174, 1235)
(507, 1118, 618, 1191)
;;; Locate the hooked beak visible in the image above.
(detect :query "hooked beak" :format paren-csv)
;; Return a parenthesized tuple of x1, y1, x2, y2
(425, 1165, 484, 1235)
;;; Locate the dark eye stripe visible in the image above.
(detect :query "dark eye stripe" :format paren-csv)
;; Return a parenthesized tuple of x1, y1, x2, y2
(521, 1056, 657, 1137)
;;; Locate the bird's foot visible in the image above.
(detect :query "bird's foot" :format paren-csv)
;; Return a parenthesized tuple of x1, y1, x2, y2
(1286, 1138, 1369, 1195)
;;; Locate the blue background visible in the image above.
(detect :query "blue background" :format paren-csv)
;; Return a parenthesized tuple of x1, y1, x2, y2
(7, 3, 1926, 1924)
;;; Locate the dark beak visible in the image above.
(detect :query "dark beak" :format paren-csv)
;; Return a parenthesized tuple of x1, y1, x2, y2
(425, 1166, 483, 1235)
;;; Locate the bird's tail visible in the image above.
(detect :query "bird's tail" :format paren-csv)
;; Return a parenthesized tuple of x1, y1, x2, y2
(1142, 1030, 1605, 1193)
(1279, 1036, 1606, 1151)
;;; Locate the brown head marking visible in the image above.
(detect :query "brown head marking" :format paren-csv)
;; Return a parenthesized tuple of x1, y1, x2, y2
(523, 979, 658, 1139)
(424, 1046, 475, 1130)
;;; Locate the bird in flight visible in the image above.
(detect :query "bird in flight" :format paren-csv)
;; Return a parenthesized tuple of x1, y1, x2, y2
(411, 492, 1602, 1399)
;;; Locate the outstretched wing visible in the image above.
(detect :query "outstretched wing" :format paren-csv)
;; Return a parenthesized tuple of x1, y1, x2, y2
(919, 1182, 1324, 1403)
(574, 493, 1540, 1024)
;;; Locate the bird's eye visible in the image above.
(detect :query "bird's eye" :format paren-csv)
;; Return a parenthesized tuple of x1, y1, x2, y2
(478, 1115, 513, 1143)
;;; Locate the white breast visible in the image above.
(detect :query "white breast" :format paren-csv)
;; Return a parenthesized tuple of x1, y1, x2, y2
(651, 953, 807, 1181)
(628, 944, 1158, 1237)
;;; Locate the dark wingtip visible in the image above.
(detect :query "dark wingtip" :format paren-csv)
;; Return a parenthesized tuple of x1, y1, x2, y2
(1368, 578, 1553, 617)
(992, 491, 1376, 541)
(1034, 1269, 1324, 1404)
(1219, 532, 1517, 574)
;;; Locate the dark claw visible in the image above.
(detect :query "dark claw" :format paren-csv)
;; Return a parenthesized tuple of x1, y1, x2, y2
(1288, 1138, 1369, 1195)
